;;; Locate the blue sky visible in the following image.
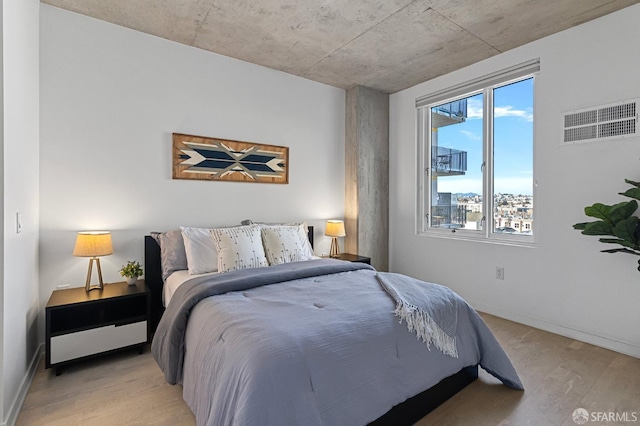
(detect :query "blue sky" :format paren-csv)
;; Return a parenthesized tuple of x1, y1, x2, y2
(435, 78, 533, 196)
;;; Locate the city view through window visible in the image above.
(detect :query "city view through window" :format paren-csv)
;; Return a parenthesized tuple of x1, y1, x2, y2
(429, 78, 534, 235)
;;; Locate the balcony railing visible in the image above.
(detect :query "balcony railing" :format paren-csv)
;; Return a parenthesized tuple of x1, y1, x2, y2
(432, 204, 467, 228)
(433, 99, 467, 119)
(432, 146, 467, 175)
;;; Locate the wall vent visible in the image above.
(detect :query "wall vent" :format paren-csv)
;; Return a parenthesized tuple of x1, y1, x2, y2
(563, 99, 638, 144)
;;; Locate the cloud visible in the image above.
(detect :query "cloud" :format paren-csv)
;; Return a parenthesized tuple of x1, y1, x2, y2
(495, 105, 533, 121)
(466, 98, 483, 119)
(464, 98, 533, 121)
(460, 130, 481, 141)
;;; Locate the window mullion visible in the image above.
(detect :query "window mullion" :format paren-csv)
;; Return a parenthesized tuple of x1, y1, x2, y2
(484, 88, 494, 238)
(417, 108, 426, 233)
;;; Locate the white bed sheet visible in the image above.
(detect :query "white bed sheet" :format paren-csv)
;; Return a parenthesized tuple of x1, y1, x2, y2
(163, 257, 322, 306)
(164, 270, 218, 307)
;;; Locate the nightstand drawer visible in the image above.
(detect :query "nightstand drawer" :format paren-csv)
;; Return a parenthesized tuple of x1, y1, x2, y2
(50, 320, 147, 364)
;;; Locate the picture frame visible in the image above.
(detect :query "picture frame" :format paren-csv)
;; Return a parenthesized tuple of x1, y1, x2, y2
(172, 133, 289, 184)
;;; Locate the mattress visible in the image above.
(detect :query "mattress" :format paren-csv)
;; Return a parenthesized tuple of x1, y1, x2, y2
(163, 270, 217, 307)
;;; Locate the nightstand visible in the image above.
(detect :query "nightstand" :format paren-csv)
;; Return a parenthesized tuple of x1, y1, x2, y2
(323, 253, 371, 264)
(45, 280, 150, 375)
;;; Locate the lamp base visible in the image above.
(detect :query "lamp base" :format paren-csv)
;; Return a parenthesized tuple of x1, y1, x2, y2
(85, 257, 105, 292)
(329, 237, 341, 258)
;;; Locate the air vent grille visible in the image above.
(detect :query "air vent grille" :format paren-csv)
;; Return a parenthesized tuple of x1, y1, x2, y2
(599, 119, 636, 138)
(599, 103, 635, 122)
(565, 126, 597, 143)
(565, 110, 597, 128)
(563, 99, 638, 144)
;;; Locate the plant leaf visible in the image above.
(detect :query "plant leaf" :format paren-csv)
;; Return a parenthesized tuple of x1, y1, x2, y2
(598, 238, 625, 244)
(624, 179, 640, 188)
(601, 247, 640, 255)
(599, 237, 640, 251)
(621, 241, 640, 251)
(581, 221, 613, 235)
(608, 200, 638, 223)
(619, 187, 640, 201)
(584, 203, 614, 223)
(573, 222, 588, 230)
(612, 216, 640, 244)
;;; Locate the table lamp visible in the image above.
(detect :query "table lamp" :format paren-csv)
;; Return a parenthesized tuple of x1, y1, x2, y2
(325, 220, 346, 258)
(73, 231, 113, 291)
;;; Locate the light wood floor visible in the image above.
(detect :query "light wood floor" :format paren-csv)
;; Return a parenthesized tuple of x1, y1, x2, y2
(17, 313, 640, 426)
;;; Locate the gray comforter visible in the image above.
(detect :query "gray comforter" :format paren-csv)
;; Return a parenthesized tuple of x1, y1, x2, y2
(152, 259, 523, 426)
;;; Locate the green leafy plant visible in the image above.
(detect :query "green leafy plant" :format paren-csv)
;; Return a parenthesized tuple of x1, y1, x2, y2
(119, 260, 143, 278)
(573, 179, 640, 268)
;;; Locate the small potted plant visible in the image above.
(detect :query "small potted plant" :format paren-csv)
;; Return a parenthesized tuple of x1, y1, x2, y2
(119, 260, 143, 285)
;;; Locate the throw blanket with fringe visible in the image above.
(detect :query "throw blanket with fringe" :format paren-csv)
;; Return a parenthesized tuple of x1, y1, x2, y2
(377, 272, 459, 358)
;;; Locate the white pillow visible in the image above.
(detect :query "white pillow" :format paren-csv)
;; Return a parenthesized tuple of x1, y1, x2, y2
(210, 225, 269, 273)
(261, 224, 314, 265)
(180, 227, 218, 275)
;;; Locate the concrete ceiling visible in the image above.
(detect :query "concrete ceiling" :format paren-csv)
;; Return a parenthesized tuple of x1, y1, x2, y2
(41, 0, 640, 93)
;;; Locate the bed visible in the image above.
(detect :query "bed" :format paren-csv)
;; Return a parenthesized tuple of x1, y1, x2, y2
(147, 223, 523, 425)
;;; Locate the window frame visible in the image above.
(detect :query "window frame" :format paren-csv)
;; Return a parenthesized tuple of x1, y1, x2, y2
(415, 60, 539, 245)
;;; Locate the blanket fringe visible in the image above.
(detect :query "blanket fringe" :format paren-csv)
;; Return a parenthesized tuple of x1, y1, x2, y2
(393, 300, 458, 359)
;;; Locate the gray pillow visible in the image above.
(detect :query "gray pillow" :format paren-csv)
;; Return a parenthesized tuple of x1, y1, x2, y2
(151, 229, 188, 281)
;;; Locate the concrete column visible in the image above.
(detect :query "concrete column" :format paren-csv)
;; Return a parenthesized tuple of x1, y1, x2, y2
(345, 85, 389, 271)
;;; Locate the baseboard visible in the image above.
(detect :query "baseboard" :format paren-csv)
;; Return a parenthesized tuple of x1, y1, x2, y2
(469, 300, 640, 359)
(2, 344, 43, 426)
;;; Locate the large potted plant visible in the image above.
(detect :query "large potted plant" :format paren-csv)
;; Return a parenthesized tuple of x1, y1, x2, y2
(573, 179, 640, 270)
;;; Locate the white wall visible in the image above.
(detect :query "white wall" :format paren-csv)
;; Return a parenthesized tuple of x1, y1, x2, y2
(390, 5, 640, 357)
(39, 5, 345, 332)
(1, 0, 40, 424)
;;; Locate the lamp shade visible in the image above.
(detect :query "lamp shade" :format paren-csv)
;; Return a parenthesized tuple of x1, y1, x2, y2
(73, 231, 113, 257)
(325, 220, 346, 237)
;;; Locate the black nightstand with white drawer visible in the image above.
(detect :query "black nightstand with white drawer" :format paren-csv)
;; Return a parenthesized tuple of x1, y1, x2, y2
(45, 280, 150, 375)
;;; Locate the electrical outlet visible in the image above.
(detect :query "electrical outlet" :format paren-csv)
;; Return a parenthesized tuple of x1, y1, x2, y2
(496, 267, 504, 280)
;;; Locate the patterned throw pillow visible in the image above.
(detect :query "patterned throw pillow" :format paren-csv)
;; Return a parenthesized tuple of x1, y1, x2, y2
(210, 225, 269, 273)
(261, 224, 314, 265)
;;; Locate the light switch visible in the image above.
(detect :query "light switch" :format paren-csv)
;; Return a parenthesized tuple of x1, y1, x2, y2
(16, 212, 22, 233)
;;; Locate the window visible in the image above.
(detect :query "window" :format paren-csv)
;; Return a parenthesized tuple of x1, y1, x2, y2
(416, 60, 538, 242)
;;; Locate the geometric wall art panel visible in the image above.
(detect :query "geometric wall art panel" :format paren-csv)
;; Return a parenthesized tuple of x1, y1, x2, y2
(172, 133, 289, 184)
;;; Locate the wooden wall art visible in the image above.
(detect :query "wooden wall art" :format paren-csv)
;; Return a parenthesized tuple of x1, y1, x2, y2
(172, 133, 289, 184)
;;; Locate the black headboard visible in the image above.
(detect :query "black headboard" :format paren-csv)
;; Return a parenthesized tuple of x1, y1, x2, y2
(144, 235, 164, 333)
(307, 225, 314, 249)
(145, 225, 314, 333)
